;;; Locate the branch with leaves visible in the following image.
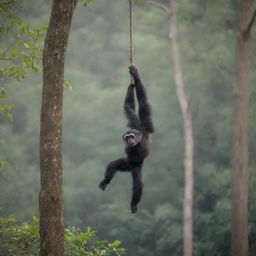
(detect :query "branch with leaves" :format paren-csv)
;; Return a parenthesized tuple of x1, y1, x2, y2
(0, 0, 47, 123)
(147, 1, 170, 14)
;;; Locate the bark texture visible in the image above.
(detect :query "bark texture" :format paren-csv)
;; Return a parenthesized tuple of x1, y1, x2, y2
(39, 1, 76, 256)
(169, 1, 194, 256)
(232, 1, 255, 256)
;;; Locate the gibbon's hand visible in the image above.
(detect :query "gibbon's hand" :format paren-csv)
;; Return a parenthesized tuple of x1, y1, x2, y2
(129, 65, 139, 78)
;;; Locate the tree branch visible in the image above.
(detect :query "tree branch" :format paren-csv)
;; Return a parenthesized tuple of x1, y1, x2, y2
(0, 57, 17, 60)
(246, 9, 256, 34)
(147, 1, 170, 14)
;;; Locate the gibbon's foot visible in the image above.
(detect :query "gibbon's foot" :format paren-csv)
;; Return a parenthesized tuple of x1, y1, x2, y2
(130, 203, 138, 214)
(99, 182, 107, 191)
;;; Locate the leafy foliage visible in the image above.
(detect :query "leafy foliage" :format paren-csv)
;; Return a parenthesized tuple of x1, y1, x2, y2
(0, 1, 46, 81)
(0, 216, 126, 256)
(0, 0, 46, 168)
(76, 0, 95, 7)
(0, 0, 46, 122)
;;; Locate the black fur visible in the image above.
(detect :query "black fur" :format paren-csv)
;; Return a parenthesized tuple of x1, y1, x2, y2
(99, 66, 154, 213)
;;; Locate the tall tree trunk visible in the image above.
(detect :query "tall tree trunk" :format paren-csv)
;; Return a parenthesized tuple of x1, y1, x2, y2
(232, 1, 255, 256)
(39, 1, 76, 256)
(169, 1, 194, 256)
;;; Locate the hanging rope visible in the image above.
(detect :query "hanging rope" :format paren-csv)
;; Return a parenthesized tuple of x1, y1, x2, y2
(128, 0, 134, 66)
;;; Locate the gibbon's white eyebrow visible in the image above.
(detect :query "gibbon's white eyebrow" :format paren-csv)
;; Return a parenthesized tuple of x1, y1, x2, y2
(124, 133, 135, 139)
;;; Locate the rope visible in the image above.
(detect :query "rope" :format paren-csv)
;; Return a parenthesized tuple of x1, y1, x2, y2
(128, 0, 134, 66)
(128, 0, 134, 83)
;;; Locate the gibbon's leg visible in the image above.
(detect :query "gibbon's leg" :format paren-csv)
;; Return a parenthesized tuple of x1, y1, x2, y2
(130, 167, 143, 213)
(99, 158, 129, 191)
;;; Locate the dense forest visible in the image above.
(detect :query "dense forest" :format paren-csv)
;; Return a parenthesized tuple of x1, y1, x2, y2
(0, 0, 256, 255)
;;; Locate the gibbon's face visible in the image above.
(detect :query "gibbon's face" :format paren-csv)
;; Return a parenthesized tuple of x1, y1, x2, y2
(123, 130, 142, 147)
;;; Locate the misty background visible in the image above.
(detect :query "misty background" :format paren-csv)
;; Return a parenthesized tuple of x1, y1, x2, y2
(1, 0, 256, 255)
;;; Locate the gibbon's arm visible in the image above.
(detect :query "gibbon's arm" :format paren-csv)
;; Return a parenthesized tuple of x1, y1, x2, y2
(124, 83, 142, 130)
(129, 66, 155, 133)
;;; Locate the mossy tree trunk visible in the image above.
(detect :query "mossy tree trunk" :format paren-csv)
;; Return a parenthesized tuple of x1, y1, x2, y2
(232, 1, 255, 256)
(149, 1, 195, 255)
(39, 1, 76, 256)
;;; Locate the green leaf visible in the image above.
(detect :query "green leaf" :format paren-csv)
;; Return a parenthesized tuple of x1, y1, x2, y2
(64, 80, 73, 90)
(5, 112, 13, 121)
(18, 25, 25, 35)
(109, 240, 121, 249)
(40, 24, 48, 30)
(23, 42, 30, 48)
(32, 216, 39, 223)
(83, 0, 94, 7)
(0, 87, 6, 98)
(0, 161, 12, 168)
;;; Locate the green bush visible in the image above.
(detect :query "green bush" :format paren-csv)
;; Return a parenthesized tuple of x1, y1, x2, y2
(0, 216, 126, 256)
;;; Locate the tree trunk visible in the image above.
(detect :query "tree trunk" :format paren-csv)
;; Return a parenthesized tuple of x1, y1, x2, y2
(232, 1, 255, 256)
(169, 1, 194, 256)
(39, 1, 76, 256)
